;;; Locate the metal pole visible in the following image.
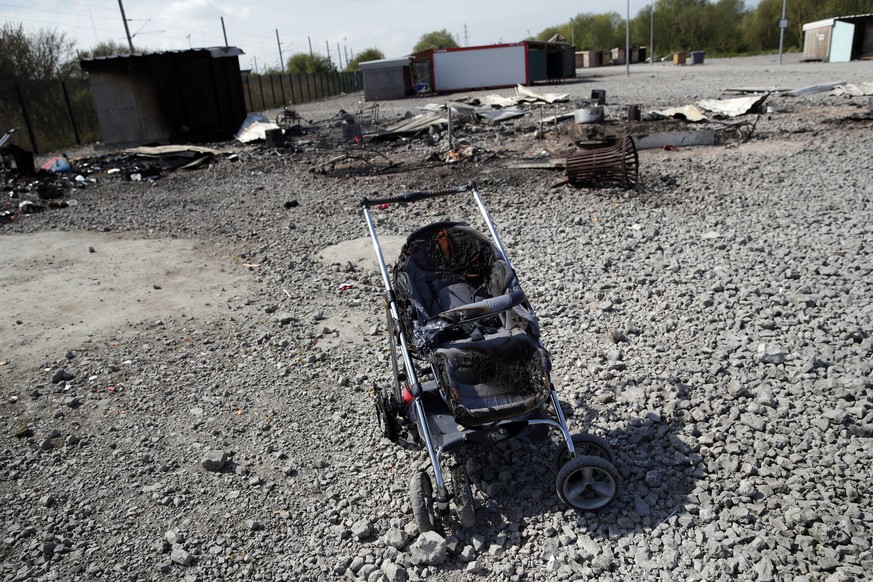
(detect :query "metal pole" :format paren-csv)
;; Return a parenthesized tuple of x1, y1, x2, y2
(650, 1, 654, 64)
(117, 0, 134, 51)
(625, 0, 630, 76)
(308, 36, 313, 56)
(337, 42, 342, 70)
(778, 0, 787, 65)
(276, 29, 284, 71)
(325, 40, 332, 68)
(221, 16, 228, 47)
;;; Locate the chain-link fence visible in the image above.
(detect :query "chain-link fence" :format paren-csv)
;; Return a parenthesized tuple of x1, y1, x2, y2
(0, 70, 363, 154)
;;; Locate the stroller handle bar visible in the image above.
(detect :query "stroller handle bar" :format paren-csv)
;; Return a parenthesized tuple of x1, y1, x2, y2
(436, 287, 527, 326)
(361, 182, 475, 208)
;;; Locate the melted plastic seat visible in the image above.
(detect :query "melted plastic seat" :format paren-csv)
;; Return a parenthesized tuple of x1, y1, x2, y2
(393, 222, 550, 427)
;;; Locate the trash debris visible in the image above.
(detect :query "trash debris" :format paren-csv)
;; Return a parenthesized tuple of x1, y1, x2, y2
(651, 105, 708, 122)
(516, 84, 569, 104)
(830, 82, 873, 97)
(790, 80, 847, 97)
(235, 113, 281, 143)
(633, 130, 716, 150)
(42, 156, 72, 173)
(445, 145, 482, 163)
(565, 136, 638, 190)
(698, 94, 768, 117)
(338, 281, 355, 291)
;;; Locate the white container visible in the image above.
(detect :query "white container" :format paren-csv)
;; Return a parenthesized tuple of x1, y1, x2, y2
(575, 106, 604, 124)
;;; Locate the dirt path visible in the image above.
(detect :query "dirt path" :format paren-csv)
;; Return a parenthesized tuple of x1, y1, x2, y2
(0, 231, 247, 366)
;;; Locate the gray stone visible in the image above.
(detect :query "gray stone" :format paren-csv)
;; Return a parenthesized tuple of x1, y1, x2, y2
(409, 530, 446, 566)
(201, 450, 227, 472)
(170, 547, 192, 566)
(381, 562, 407, 582)
(383, 527, 410, 549)
(757, 343, 785, 365)
(351, 518, 372, 540)
(164, 530, 183, 545)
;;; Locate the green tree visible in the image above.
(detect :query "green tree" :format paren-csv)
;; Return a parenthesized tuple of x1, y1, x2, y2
(345, 47, 385, 71)
(285, 52, 335, 74)
(412, 29, 459, 53)
(0, 22, 74, 81)
(81, 40, 138, 58)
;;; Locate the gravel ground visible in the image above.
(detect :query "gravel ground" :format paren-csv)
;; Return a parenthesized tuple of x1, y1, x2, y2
(1, 54, 872, 581)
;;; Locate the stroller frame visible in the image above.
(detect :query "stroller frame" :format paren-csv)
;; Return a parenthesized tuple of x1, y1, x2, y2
(361, 182, 619, 531)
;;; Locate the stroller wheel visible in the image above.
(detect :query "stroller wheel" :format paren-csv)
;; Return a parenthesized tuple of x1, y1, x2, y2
(556, 432, 616, 468)
(451, 465, 476, 528)
(410, 470, 439, 533)
(374, 391, 399, 442)
(386, 309, 406, 403)
(556, 455, 620, 512)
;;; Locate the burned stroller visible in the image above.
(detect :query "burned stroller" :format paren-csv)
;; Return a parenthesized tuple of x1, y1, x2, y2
(362, 182, 620, 532)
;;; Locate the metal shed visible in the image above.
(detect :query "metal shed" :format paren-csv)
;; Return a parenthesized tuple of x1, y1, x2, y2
(359, 57, 413, 101)
(81, 47, 246, 147)
(803, 14, 873, 62)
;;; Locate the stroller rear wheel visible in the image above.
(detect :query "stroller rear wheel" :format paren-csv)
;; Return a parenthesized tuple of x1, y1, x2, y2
(410, 470, 439, 533)
(556, 432, 616, 468)
(451, 465, 476, 528)
(556, 455, 620, 512)
(373, 391, 399, 442)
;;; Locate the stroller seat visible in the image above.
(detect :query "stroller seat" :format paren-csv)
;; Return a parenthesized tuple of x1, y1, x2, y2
(394, 222, 550, 427)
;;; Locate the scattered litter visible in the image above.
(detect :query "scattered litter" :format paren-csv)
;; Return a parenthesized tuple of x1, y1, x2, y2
(235, 113, 281, 143)
(42, 156, 72, 173)
(790, 80, 847, 97)
(476, 107, 526, 124)
(830, 82, 873, 97)
(650, 105, 708, 122)
(698, 94, 768, 117)
(338, 281, 355, 291)
(516, 84, 569, 104)
(663, 144, 679, 152)
(445, 145, 482, 163)
(633, 130, 715, 150)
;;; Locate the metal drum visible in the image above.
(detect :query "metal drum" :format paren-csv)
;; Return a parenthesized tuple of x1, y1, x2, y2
(566, 136, 639, 190)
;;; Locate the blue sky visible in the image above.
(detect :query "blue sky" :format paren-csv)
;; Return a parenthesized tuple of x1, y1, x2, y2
(5, 1, 760, 70)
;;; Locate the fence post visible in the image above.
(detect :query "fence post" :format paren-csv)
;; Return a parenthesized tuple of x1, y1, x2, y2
(61, 80, 82, 145)
(14, 82, 39, 154)
(244, 75, 254, 112)
(257, 74, 266, 110)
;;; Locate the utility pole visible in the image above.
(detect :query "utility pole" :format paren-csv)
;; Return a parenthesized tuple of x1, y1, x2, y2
(464, 24, 468, 47)
(778, 0, 787, 65)
(276, 29, 284, 71)
(337, 42, 343, 69)
(343, 37, 348, 67)
(308, 36, 313, 56)
(117, 0, 134, 51)
(625, 0, 630, 77)
(650, 1, 654, 63)
(220, 16, 228, 47)
(325, 40, 332, 67)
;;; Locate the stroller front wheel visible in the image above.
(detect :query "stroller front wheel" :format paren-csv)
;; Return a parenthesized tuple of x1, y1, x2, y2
(556, 455, 620, 512)
(410, 470, 439, 533)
